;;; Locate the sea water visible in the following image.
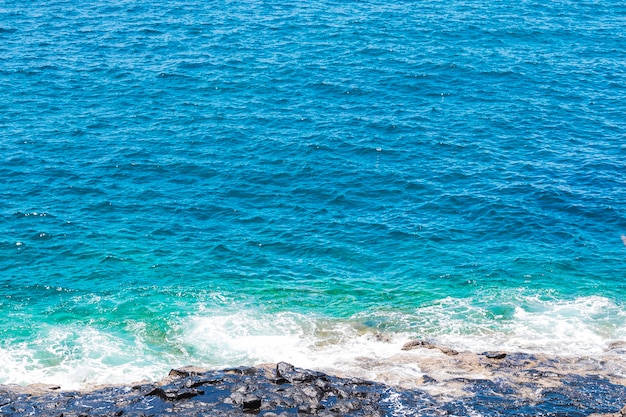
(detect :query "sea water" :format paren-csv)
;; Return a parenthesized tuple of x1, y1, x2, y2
(1, 0, 625, 389)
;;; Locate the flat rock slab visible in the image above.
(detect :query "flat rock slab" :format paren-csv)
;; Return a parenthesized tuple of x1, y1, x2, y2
(1, 359, 625, 416)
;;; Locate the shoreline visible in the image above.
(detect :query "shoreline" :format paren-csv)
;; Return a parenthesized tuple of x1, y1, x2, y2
(2, 341, 626, 416)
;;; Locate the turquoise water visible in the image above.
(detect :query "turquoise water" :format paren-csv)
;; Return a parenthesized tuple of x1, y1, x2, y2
(1, 0, 626, 388)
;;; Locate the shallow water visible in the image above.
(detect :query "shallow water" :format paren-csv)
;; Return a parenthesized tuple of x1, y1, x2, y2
(1, 0, 625, 389)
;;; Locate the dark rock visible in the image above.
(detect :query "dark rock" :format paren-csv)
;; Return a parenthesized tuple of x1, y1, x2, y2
(297, 401, 324, 414)
(300, 384, 323, 400)
(147, 386, 204, 401)
(226, 367, 258, 376)
(276, 362, 325, 384)
(226, 391, 245, 405)
(184, 375, 222, 388)
(422, 375, 437, 384)
(329, 399, 361, 413)
(483, 352, 507, 360)
(1, 361, 625, 417)
(242, 394, 262, 410)
(168, 366, 210, 378)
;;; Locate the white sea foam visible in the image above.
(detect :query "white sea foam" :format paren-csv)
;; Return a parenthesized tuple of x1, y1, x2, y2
(175, 310, 411, 379)
(0, 325, 171, 390)
(399, 294, 626, 356)
(1, 294, 624, 389)
(170, 294, 626, 384)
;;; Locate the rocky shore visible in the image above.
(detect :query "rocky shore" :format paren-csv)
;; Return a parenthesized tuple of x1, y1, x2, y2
(2, 341, 626, 416)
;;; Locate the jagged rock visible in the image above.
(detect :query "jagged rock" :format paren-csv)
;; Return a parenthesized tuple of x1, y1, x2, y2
(608, 341, 626, 350)
(401, 339, 459, 355)
(297, 401, 324, 414)
(168, 366, 210, 378)
(147, 385, 204, 401)
(329, 399, 361, 413)
(422, 374, 438, 384)
(607, 341, 626, 355)
(276, 361, 325, 383)
(242, 394, 262, 410)
(0, 361, 624, 416)
(483, 351, 507, 359)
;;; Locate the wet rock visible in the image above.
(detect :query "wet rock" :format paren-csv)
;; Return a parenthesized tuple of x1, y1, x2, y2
(401, 339, 459, 355)
(329, 399, 361, 413)
(607, 341, 626, 355)
(401, 339, 428, 350)
(225, 391, 244, 405)
(483, 351, 507, 360)
(1, 361, 625, 416)
(608, 341, 626, 350)
(168, 366, 210, 378)
(421, 375, 438, 384)
(242, 394, 262, 410)
(275, 362, 325, 384)
(147, 385, 204, 401)
(297, 401, 324, 414)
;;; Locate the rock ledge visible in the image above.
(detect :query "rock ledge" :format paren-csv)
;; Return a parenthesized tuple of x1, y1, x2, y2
(1, 352, 626, 416)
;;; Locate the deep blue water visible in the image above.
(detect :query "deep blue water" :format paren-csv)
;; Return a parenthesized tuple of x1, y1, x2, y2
(1, 0, 625, 389)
